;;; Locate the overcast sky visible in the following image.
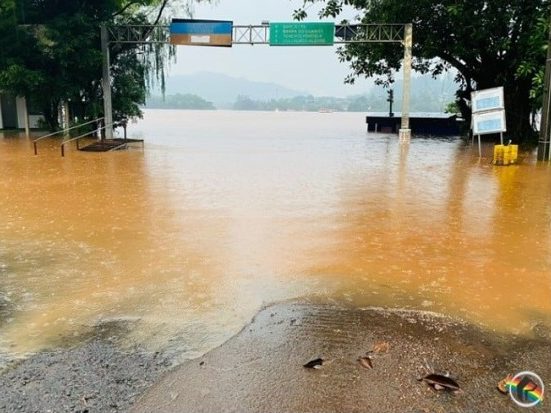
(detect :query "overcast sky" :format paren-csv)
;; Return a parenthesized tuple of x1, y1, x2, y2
(168, 0, 379, 96)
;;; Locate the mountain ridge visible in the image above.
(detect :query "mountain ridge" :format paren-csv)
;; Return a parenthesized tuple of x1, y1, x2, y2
(155, 71, 310, 106)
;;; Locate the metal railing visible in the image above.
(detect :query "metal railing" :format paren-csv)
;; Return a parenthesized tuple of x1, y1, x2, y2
(33, 118, 104, 155)
(60, 121, 116, 157)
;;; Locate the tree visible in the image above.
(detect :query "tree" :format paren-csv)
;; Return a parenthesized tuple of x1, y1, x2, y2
(146, 93, 216, 109)
(0, 0, 208, 131)
(294, 0, 550, 143)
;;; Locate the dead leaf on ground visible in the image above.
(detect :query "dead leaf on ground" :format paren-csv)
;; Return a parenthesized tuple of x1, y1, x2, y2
(371, 341, 390, 354)
(419, 374, 460, 393)
(303, 358, 324, 369)
(358, 356, 374, 369)
(497, 374, 513, 395)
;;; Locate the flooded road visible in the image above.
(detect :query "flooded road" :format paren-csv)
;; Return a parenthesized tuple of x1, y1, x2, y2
(1, 110, 551, 361)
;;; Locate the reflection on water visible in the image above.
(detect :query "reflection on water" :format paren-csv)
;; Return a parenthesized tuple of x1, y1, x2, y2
(1, 110, 550, 360)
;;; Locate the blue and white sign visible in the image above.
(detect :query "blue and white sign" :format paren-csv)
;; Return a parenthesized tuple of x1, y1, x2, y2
(473, 110, 507, 135)
(471, 87, 505, 113)
(170, 19, 233, 47)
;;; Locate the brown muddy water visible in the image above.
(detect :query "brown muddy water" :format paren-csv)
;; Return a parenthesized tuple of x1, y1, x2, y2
(1, 110, 550, 363)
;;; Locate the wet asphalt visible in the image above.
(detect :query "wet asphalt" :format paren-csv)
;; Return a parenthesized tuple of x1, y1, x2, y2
(1, 302, 550, 413)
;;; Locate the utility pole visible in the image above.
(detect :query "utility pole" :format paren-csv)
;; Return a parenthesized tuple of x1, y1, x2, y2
(101, 25, 114, 141)
(387, 89, 394, 118)
(538, 5, 551, 161)
(399, 23, 413, 143)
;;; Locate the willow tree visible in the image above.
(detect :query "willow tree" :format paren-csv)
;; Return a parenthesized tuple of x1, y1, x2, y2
(294, 0, 550, 143)
(0, 0, 207, 131)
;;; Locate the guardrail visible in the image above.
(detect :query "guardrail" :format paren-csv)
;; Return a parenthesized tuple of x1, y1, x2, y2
(60, 121, 117, 157)
(33, 118, 104, 155)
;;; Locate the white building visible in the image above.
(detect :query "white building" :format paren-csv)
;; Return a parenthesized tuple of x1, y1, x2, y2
(0, 94, 44, 131)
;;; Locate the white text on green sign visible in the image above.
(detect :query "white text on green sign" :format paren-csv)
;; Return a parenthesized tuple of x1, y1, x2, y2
(270, 22, 335, 46)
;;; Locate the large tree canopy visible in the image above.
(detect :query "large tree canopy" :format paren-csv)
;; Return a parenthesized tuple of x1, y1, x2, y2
(0, 0, 204, 131)
(295, 0, 550, 142)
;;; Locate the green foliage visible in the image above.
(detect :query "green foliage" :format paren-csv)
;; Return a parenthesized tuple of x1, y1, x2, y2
(295, 0, 550, 141)
(233, 95, 348, 112)
(445, 101, 460, 115)
(515, 14, 549, 105)
(146, 93, 216, 110)
(231, 76, 454, 113)
(0, 0, 207, 131)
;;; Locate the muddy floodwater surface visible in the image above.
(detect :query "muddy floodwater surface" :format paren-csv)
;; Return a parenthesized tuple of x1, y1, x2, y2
(1, 110, 551, 363)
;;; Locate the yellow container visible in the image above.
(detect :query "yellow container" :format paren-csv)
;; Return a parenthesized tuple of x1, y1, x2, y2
(509, 145, 518, 164)
(493, 145, 505, 165)
(493, 144, 518, 166)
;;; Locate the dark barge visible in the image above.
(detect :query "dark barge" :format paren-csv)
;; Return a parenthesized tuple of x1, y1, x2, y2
(366, 113, 464, 136)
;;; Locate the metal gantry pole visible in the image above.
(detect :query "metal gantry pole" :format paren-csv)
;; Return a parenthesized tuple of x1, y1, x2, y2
(399, 23, 413, 143)
(101, 25, 114, 141)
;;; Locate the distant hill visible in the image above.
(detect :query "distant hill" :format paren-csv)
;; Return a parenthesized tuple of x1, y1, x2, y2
(156, 72, 310, 107)
(373, 74, 458, 113)
(230, 75, 458, 113)
(147, 72, 458, 113)
(146, 93, 215, 110)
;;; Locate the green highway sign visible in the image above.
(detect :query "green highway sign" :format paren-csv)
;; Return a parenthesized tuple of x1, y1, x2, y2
(269, 22, 335, 46)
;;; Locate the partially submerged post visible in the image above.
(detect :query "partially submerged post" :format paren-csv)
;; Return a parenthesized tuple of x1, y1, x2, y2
(387, 89, 394, 118)
(399, 23, 413, 143)
(62, 101, 70, 136)
(22, 96, 30, 138)
(100, 25, 114, 141)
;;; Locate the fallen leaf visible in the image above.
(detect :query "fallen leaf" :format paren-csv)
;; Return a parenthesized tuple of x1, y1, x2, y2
(420, 374, 460, 392)
(358, 356, 374, 369)
(497, 374, 513, 395)
(303, 358, 324, 369)
(372, 341, 390, 354)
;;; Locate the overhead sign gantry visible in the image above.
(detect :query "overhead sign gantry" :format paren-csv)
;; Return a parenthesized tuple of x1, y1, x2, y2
(101, 20, 413, 142)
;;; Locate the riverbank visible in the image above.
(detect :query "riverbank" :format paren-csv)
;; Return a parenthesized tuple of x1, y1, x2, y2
(2, 301, 548, 413)
(0, 322, 171, 413)
(133, 301, 550, 413)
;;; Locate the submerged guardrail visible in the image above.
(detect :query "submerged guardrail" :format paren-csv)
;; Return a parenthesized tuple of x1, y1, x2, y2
(33, 118, 104, 155)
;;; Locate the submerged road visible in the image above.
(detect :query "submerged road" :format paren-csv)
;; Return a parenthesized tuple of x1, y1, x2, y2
(1, 110, 550, 411)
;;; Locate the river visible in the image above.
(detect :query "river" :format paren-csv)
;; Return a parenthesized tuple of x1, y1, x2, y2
(1, 109, 550, 362)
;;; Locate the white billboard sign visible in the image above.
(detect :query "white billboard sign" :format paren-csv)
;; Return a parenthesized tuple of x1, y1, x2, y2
(471, 87, 505, 113)
(473, 110, 507, 135)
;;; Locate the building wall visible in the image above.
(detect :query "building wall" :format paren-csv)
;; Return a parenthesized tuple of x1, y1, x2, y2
(16, 96, 26, 129)
(0, 94, 44, 129)
(0, 93, 18, 129)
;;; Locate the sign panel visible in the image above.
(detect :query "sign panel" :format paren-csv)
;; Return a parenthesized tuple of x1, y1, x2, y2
(170, 19, 233, 47)
(270, 22, 335, 46)
(471, 87, 505, 113)
(473, 110, 507, 135)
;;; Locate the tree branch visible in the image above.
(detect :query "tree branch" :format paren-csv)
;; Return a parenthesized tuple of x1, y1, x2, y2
(143, 0, 170, 40)
(112, 1, 141, 18)
(152, 0, 169, 26)
(438, 52, 474, 80)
